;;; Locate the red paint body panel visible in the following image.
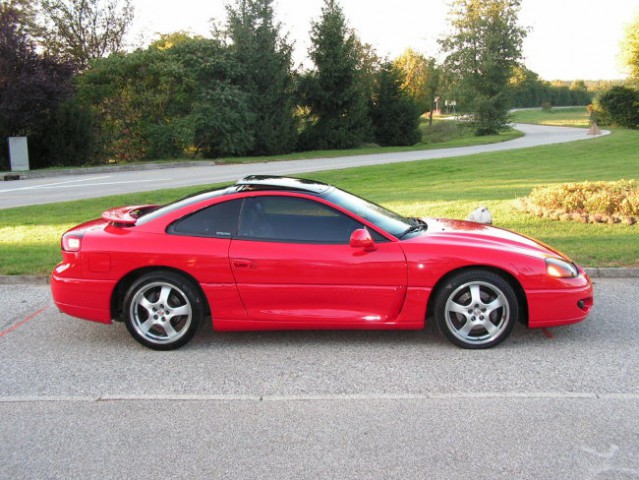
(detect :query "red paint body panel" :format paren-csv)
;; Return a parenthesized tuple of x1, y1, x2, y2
(229, 240, 408, 325)
(51, 182, 594, 340)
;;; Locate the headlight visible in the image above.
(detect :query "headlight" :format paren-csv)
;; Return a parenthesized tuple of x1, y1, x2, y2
(546, 258, 578, 278)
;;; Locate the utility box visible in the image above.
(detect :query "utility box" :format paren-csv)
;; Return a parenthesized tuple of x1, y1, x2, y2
(9, 137, 29, 171)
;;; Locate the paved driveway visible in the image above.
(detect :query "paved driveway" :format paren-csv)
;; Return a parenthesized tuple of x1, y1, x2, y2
(0, 124, 607, 209)
(1, 278, 638, 479)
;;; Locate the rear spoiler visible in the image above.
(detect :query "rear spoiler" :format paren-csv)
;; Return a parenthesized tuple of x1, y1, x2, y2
(101, 205, 160, 226)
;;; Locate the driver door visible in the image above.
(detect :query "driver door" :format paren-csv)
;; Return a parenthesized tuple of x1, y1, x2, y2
(228, 195, 407, 327)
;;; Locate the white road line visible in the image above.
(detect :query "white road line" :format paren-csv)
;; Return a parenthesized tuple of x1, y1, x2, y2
(0, 177, 170, 193)
(0, 175, 112, 193)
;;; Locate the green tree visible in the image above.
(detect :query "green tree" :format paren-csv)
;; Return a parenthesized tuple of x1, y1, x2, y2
(224, 0, 297, 155)
(78, 47, 192, 161)
(0, 2, 85, 169)
(371, 63, 422, 146)
(440, 0, 527, 135)
(508, 66, 544, 107)
(78, 36, 255, 161)
(596, 86, 639, 128)
(394, 48, 441, 125)
(39, 0, 134, 69)
(620, 13, 639, 83)
(170, 36, 254, 157)
(190, 82, 254, 158)
(300, 0, 372, 150)
(394, 48, 429, 113)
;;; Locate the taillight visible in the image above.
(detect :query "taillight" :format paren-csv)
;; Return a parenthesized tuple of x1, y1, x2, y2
(61, 233, 82, 252)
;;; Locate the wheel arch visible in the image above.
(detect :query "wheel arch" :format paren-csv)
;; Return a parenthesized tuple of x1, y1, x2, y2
(426, 265, 529, 326)
(110, 267, 210, 322)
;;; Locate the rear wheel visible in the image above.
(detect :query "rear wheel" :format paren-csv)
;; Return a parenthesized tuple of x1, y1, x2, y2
(123, 272, 203, 350)
(434, 269, 518, 349)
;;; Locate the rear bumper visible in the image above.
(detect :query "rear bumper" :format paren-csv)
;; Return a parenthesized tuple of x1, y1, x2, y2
(51, 265, 114, 324)
(526, 280, 593, 328)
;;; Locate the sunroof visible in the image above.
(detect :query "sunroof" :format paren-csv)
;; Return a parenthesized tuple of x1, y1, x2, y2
(235, 175, 331, 194)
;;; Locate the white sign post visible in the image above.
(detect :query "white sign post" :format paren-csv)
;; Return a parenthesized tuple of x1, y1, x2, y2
(8, 137, 29, 172)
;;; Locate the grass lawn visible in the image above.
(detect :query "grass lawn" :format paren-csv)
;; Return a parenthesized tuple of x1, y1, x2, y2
(511, 107, 591, 127)
(1, 117, 637, 275)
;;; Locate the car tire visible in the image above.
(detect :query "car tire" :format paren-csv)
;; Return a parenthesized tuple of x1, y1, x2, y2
(434, 269, 518, 349)
(123, 271, 203, 350)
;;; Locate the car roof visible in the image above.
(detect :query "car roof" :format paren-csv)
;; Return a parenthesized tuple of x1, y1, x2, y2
(235, 175, 332, 195)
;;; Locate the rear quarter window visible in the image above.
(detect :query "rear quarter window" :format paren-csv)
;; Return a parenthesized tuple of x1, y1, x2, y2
(168, 199, 242, 238)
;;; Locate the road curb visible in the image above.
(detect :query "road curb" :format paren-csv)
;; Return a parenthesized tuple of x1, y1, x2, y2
(1, 268, 637, 285)
(584, 267, 639, 278)
(0, 275, 50, 284)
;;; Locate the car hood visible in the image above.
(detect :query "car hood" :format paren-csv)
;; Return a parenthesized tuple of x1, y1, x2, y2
(411, 218, 570, 261)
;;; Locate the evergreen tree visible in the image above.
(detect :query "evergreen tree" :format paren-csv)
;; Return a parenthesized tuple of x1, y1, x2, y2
(371, 63, 422, 147)
(301, 0, 371, 150)
(440, 0, 527, 135)
(225, 0, 297, 155)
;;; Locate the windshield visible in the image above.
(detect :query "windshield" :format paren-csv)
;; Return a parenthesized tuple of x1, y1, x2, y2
(324, 188, 412, 237)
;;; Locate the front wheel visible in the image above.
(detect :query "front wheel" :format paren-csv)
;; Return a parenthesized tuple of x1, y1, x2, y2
(434, 270, 519, 349)
(123, 272, 204, 350)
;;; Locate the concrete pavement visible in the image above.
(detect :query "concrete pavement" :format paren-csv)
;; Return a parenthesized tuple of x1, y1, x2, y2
(1, 278, 638, 479)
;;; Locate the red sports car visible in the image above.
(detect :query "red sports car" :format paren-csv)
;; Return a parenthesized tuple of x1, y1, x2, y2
(51, 175, 593, 350)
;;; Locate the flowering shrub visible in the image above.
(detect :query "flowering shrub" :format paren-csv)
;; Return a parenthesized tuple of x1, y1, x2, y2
(516, 180, 638, 225)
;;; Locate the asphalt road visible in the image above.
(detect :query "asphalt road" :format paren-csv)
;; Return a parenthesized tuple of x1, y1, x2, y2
(1, 278, 638, 479)
(0, 123, 607, 209)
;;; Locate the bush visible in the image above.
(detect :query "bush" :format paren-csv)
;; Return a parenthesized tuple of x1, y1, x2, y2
(517, 180, 638, 225)
(596, 86, 639, 128)
(43, 101, 98, 167)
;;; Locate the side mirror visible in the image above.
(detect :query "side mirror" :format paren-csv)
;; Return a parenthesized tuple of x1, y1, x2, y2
(350, 228, 377, 251)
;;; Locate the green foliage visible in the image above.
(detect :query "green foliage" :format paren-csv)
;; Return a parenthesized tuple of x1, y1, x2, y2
(42, 100, 97, 166)
(620, 13, 639, 83)
(393, 48, 441, 128)
(596, 86, 639, 129)
(39, 0, 134, 69)
(191, 83, 254, 157)
(371, 63, 422, 146)
(225, 0, 298, 155)
(508, 67, 592, 108)
(0, 2, 79, 169)
(440, 0, 527, 135)
(77, 36, 255, 162)
(78, 48, 187, 162)
(300, 0, 372, 150)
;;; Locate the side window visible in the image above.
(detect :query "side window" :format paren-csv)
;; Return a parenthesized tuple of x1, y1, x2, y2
(169, 199, 242, 238)
(238, 196, 381, 244)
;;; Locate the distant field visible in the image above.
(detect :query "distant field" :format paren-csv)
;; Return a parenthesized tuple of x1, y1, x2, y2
(511, 107, 591, 127)
(1, 116, 637, 275)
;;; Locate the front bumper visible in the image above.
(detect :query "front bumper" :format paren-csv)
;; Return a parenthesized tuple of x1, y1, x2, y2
(526, 276, 594, 328)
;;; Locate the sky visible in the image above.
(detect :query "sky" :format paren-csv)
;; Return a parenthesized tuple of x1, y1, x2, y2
(129, 0, 639, 81)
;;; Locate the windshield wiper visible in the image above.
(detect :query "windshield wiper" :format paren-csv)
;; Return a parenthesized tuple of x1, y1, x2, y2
(398, 218, 427, 238)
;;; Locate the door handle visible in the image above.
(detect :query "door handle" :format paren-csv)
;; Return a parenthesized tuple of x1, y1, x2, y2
(232, 258, 256, 269)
